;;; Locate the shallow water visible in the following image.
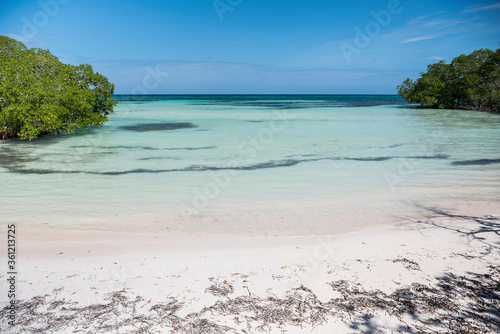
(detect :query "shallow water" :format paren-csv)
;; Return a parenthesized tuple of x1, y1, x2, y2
(2, 95, 499, 237)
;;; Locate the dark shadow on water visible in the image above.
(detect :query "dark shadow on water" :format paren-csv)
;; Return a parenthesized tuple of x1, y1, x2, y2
(407, 154, 449, 159)
(70, 144, 161, 151)
(346, 157, 392, 162)
(69, 145, 215, 151)
(138, 157, 181, 161)
(1, 152, 452, 176)
(119, 122, 198, 132)
(451, 158, 500, 166)
(95, 159, 305, 175)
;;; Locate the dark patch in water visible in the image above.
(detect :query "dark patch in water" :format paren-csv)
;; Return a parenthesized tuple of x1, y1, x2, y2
(71, 145, 160, 151)
(97, 159, 304, 175)
(451, 158, 500, 166)
(139, 157, 180, 161)
(1, 158, 305, 175)
(96, 169, 163, 176)
(246, 120, 266, 123)
(0, 147, 458, 176)
(8, 168, 81, 175)
(232, 159, 302, 170)
(176, 95, 408, 109)
(119, 122, 198, 132)
(0, 147, 37, 166)
(346, 157, 392, 162)
(69, 145, 215, 151)
(406, 154, 450, 159)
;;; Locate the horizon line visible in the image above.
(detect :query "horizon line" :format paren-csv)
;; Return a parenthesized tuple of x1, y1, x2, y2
(112, 93, 403, 96)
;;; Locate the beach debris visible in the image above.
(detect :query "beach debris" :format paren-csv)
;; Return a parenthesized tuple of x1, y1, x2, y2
(205, 279, 234, 297)
(57, 252, 64, 255)
(280, 266, 287, 269)
(272, 274, 284, 281)
(392, 257, 421, 271)
(2, 265, 499, 333)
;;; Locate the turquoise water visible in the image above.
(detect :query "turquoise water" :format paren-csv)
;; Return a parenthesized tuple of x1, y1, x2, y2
(1, 95, 499, 237)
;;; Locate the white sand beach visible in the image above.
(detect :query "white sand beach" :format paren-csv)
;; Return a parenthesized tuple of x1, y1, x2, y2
(1, 208, 499, 333)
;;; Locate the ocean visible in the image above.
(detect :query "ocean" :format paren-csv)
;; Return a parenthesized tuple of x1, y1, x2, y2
(1, 95, 499, 238)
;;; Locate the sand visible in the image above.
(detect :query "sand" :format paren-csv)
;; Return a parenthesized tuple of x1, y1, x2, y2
(0, 210, 499, 333)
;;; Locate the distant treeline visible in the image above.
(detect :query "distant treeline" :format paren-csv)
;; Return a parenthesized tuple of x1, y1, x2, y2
(397, 48, 499, 112)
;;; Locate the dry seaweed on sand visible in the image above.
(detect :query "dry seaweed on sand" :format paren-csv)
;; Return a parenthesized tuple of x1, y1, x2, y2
(391, 257, 421, 271)
(1, 266, 499, 333)
(205, 279, 235, 297)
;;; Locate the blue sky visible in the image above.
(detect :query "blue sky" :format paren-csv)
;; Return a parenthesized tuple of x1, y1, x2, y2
(1, 0, 499, 94)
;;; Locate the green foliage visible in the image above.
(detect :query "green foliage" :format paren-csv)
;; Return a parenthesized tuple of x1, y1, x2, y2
(0, 35, 117, 140)
(397, 48, 500, 112)
(0, 35, 27, 58)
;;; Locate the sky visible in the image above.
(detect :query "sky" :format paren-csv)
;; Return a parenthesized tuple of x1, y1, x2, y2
(0, 0, 499, 94)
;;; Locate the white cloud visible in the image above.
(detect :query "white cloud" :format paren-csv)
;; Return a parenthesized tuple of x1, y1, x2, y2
(407, 15, 428, 25)
(400, 34, 439, 44)
(397, 5, 492, 45)
(463, 2, 500, 13)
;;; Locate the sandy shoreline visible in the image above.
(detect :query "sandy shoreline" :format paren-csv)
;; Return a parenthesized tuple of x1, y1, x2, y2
(1, 209, 500, 333)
